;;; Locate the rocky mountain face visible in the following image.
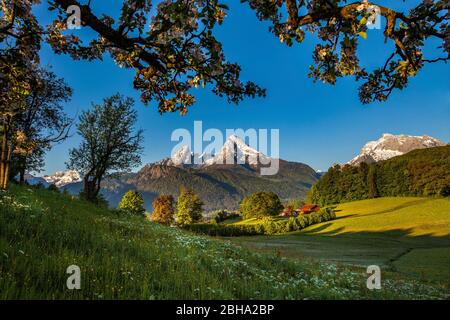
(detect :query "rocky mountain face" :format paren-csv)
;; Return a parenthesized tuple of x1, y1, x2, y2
(203, 134, 271, 166)
(97, 159, 318, 212)
(348, 133, 445, 165)
(159, 134, 272, 169)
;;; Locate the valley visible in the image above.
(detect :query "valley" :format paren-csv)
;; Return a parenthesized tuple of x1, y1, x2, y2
(3, 134, 448, 299)
(1, 185, 448, 299)
(230, 197, 450, 283)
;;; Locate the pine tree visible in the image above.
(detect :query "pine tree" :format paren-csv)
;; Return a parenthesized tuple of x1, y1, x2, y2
(367, 165, 379, 199)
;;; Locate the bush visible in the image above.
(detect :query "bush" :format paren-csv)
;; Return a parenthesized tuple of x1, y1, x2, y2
(47, 184, 59, 193)
(214, 210, 240, 223)
(151, 194, 175, 225)
(109, 208, 129, 216)
(176, 188, 203, 225)
(118, 190, 146, 216)
(33, 182, 46, 190)
(239, 191, 283, 219)
(286, 198, 304, 209)
(79, 191, 109, 208)
(184, 207, 336, 237)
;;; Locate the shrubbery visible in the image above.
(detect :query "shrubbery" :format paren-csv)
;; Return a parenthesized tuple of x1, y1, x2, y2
(213, 210, 240, 223)
(47, 184, 59, 193)
(184, 207, 336, 236)
(239, 191, 283, 219)
(80, 190, 109, 208)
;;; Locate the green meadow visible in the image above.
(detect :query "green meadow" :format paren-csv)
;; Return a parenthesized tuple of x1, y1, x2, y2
(0, 186, 449, 299)
(230, 197, 450, 284)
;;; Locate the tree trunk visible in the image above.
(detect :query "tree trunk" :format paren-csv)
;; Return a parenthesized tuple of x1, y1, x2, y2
(0, 117, 11, 190)
(19, 167, 25, 185)
(3, 142, 13, 190)
(83, 178, 97, 202)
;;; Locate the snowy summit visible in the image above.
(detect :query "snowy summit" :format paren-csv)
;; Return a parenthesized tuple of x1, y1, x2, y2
(43, 170, 82, 187)
(348, 133, 445, 165)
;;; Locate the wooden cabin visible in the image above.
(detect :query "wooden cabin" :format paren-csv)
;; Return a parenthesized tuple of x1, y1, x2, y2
(299, 204, 320, 215)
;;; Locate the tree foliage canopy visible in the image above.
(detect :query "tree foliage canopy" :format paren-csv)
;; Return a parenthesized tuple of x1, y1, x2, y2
(2, 1, 448, 112)
(11, 67, 72, 181)
(309, 145, 450, 205)
(67, 94, 143, 201)
(152, 194, 175, 225)
(119, 189, 146, 215)
(176, 188, 203, 225)
(242, 0, 449, 103)
(46, 0, 265, 114)
(239, 191, 283, 219)
(0, 0, 42, 113)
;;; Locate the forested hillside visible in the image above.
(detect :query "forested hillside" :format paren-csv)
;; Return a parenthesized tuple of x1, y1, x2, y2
(309, 146, 450, 206)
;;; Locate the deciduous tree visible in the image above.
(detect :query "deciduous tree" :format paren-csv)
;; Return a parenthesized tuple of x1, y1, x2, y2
(11, 67, 73, 184)
(152, 194, 175, 225)
(67, 94, 143, 203)
(239, 191, 283, 219)
(0, 0, 42, 189)
(176, 188, 203, 225)
(119, 190, 146, 215)
(243, 0, 449, 103)
(46, 0, 265, 114)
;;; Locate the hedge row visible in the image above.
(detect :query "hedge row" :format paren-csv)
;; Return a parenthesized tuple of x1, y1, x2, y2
(183, 208, 336, 237)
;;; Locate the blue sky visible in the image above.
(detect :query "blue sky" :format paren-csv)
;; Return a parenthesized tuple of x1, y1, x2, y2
(36, 1, 450, 174)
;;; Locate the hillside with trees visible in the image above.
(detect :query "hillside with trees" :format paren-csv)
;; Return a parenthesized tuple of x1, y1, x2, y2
(309, 146, 450, 206)
(88, 159, 318, 211)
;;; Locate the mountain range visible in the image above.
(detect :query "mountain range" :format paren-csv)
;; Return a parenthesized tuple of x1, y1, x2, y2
(27, 133, 446, 211)
(58, 135, 318, 211)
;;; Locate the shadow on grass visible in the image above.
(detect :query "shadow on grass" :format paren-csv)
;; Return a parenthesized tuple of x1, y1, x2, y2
(294, 226, 450, 251)
(341, 198, 435, 220)
(234, 228, 450, 282)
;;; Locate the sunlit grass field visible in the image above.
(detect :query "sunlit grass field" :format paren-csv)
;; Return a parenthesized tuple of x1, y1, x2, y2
(230, 197, 450, 284)
(1, 186, 448, 299)
(327, 197, 450, 237)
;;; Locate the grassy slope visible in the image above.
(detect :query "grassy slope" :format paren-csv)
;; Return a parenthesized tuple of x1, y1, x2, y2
(328, 197, 450, 236)
(230, 197, 450, 283)
(0, 186, 447, 299)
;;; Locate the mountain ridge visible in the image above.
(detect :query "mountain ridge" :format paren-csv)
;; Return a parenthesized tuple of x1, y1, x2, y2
(347, 133, 445, 165)
(53, 135, 317, 211)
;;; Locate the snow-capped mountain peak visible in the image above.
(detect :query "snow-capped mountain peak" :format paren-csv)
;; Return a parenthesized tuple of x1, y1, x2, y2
(43, 170, 82, 187)
(204, 134, 270, 166)
(348, 133, 445, 165)
(169, 145, 192, 166)
(162, 135, 272, 168)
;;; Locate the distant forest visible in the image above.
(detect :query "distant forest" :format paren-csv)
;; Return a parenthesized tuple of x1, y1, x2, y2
(309, 146, 450, 206)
